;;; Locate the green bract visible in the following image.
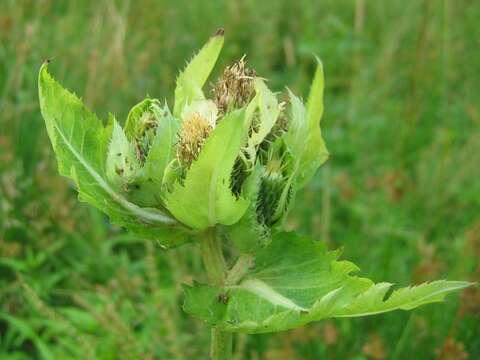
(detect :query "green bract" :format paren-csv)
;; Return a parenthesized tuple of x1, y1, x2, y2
(38, 30, 471, 349)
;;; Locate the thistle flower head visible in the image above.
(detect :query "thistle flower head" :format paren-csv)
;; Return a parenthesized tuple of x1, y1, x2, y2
(38, 29, 328, 248)
(134, 109, 160, 164)
(178, 111, 213, 168)
(213, 56, 256, 116)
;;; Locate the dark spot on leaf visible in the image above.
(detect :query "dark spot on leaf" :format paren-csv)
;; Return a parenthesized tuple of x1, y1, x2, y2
(382, 284, 397, 302)
(217, 292, 229, 305)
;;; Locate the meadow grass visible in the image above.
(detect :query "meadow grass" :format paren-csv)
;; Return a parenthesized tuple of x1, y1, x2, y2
(1, 0, 479, 358)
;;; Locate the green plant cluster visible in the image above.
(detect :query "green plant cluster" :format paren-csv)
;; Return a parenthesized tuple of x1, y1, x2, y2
(1, 1, 479, 359)
(37, 25, 470, 359)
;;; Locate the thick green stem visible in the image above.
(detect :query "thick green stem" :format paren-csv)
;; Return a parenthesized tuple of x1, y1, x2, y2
(211, 328, 232, 360)
(200, 228, 227, 284)
(199, 228, 232, 360)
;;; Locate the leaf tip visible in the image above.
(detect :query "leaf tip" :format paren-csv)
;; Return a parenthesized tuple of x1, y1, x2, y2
(314, 55, 323, 70)
(213, 27, 225, 37)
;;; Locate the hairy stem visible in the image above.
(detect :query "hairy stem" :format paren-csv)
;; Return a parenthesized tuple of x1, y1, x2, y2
(211, 328, 232, 360)
(199, 228, 232, 360)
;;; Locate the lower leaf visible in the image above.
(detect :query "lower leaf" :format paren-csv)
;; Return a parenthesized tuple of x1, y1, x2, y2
(183, 232, 472, 333)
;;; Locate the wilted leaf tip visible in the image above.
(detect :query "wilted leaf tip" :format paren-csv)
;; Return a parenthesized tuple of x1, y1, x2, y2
(214, 27, 225, 37)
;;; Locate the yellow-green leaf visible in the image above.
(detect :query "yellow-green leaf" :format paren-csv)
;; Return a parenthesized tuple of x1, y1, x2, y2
(38, 63, 190, 248)
(165, 109, 249, 229)
(183, 232, 472, 333)
(173, 30, 224, 118)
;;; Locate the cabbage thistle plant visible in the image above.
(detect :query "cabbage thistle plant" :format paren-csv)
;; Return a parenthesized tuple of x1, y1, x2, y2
(39, 30, 471, 359)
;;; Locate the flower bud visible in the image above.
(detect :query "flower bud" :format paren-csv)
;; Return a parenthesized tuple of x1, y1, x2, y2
(133, 110, 160, 164)
(176, 99, 219, 177)
(38, 31, 328, 248)
(177, 109, 213, 168)
(106, 99, 179, 208)
(213, 56, 256, 116)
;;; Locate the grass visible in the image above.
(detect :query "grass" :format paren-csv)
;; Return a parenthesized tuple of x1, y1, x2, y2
(1, 0, 479, 358)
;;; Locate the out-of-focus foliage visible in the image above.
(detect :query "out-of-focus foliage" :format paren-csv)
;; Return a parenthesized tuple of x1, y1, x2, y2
(0, 0, 479, 359)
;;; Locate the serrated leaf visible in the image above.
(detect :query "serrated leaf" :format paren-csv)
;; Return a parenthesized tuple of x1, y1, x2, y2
(141, 104, 179, 183)
(126, 104, 180, 207)
(243, 79, 280, 166)
(248, 79, 280, 146)
(285, 59, 329, 189)
(124, 98, 162, 140)
(226, 165, 270, 252)
(173, 32, 224, 118)
(183, 232, 471, 333)
(38, 64, 190, 248)
(106, 119, 139, 190)
(165, 109, 250, 230)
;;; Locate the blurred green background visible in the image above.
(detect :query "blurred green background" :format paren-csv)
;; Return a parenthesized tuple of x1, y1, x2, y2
(1, 0, 479, 359)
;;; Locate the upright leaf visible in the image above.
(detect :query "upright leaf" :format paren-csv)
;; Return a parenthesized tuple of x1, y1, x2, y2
(106, 119, 139, 190)
(183, 232, 471, 333)
(142, 105, 179, 185)
(285, 59, 329, 189)
(124, 98, 163, 140)
(248, 79, 280, 146)
(243, 79, 280, 167)
(165, 109, 250, 229)
(173, 30, 224, 118)
(126, 105, 180, 207)
(306, 57, 326, 128)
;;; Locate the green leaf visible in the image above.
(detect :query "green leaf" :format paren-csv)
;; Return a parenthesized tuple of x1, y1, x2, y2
(142, 104, 179, 184)
(165, 109, 250, 230)
(243, 79, 280, 166)
(38, 63, 190, 248)
(285, 59, 329, 189)
(108, 100, 180, 208)
(173, 31, 224, 118)
(226, 165, 270, 252)
(183, 232, 471, 333)
(126, 104, 180, 207)
(124, 98, 161, 140)
(106, 119, 139, 190)
(0, 314, 55, 360)
(306, 58, 326, 128)
(249, 79, 280, 146)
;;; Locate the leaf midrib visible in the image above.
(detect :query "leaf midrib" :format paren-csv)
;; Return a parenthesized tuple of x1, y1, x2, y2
(54, 120, 176, 225)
